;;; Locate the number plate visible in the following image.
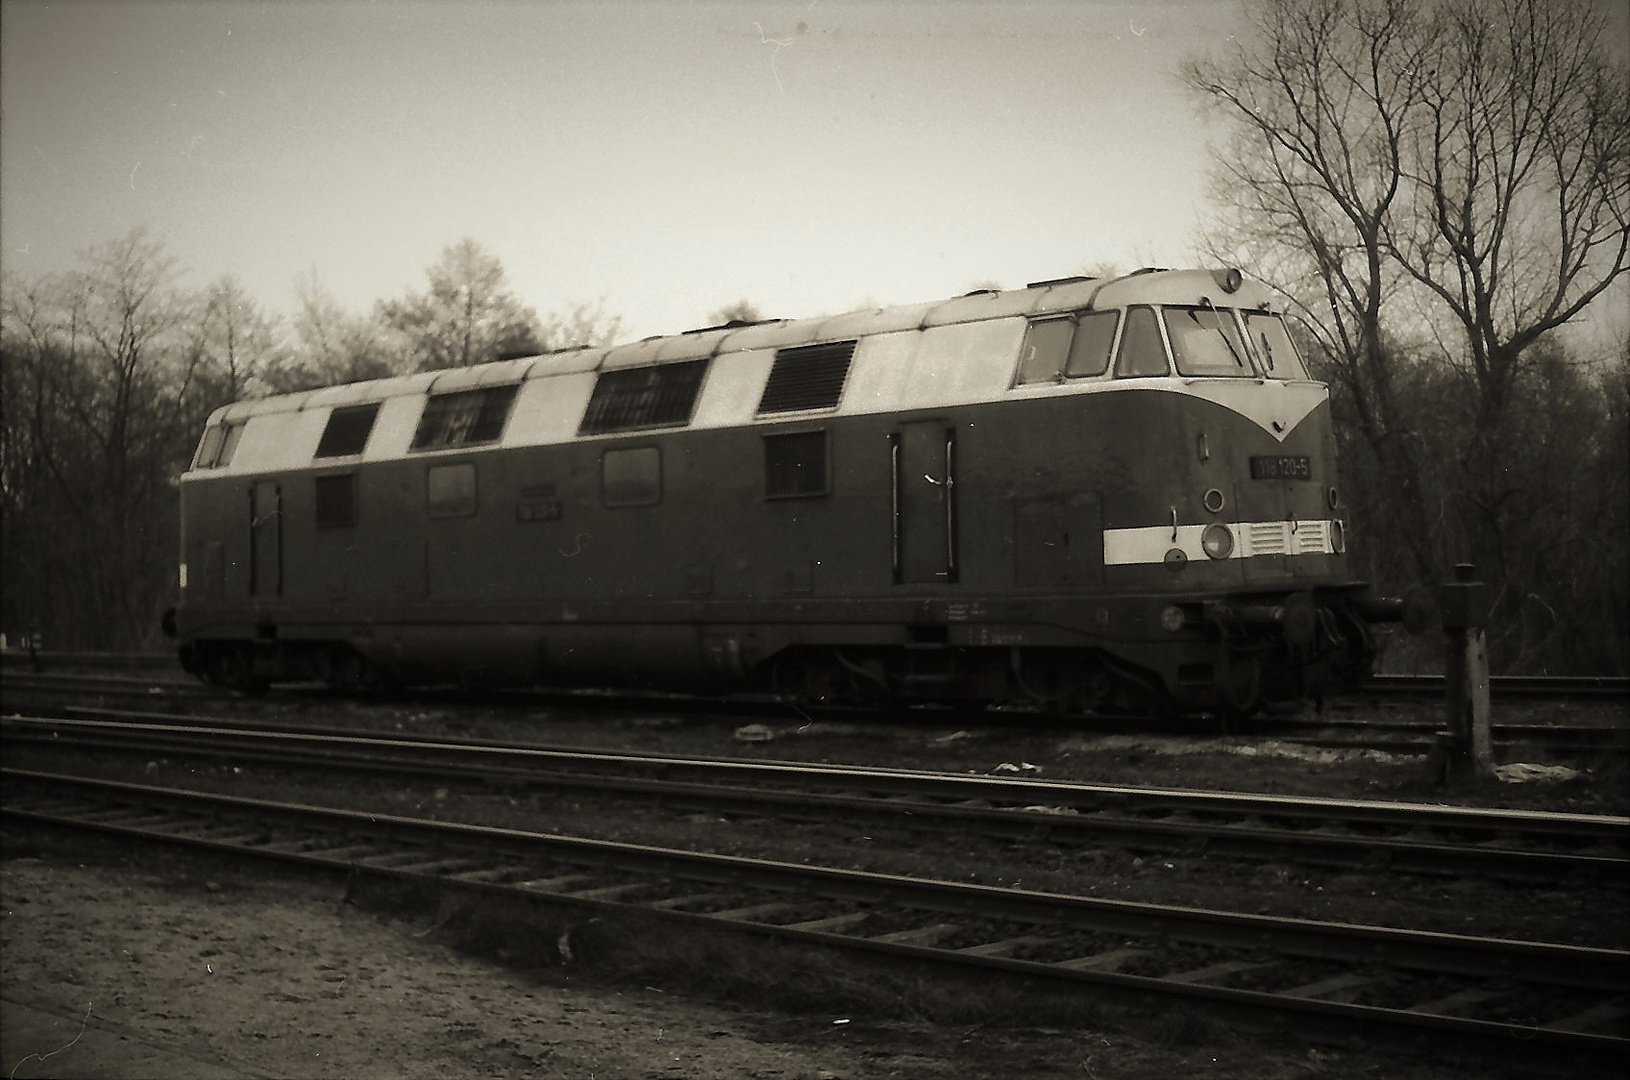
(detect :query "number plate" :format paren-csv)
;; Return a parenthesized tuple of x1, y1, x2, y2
(1250, 455, 1311, 480)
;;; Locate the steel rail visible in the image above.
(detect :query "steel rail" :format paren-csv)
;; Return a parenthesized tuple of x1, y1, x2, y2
(1364, 674, 1630, 699)
(3, 767, 1625, 1069)
(5, 713, 1627, 886)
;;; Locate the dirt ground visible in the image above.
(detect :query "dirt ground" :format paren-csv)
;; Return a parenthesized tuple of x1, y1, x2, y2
(3, 695, 1623, 1078)
(1, 849, 1422, 1080)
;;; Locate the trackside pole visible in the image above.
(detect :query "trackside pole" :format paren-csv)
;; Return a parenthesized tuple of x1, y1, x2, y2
(1439, 563, 1494, 783)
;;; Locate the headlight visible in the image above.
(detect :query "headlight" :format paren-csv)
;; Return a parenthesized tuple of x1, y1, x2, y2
(1201, 523, 1234, 560)
(1330, 519, 1346, 553)
(1159, 605, 1186, 632)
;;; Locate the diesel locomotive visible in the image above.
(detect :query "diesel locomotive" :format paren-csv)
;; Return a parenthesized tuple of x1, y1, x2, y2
(169, 267, 1417, 715)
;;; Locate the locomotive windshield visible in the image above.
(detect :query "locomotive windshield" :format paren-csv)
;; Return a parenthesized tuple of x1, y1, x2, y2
(1164, 307, 1307, 380)
(1244, 311, 1308, 379)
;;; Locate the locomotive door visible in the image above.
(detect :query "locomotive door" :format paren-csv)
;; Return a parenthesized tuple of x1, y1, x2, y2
(892, 422, 957, 584)
(249, 480, 282, 597)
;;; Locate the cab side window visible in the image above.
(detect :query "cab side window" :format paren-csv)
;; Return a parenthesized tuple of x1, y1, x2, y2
(1115, 306, 1169, 377)
(1015, 311, 1118, 384)
(1064, 310, 1117, 377)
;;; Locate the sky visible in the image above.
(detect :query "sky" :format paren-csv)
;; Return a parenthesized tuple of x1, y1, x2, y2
(1, 0, 1249, 342)
(2, 0, 1624, 350)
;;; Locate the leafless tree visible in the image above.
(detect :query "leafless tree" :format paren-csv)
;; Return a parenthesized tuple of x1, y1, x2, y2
(377, 239, 545, 371)
(541, 297, 624, 351)
(1185, 0, 1440, 579)
(1185, 0, 1629, 672)
(0, 229, 213, 648)
(195, 275, 286, 401)
(273, 268, 398, 391)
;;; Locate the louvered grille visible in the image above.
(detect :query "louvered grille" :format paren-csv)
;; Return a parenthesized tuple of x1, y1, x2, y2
(1295, 520, 1329, 553)
(1248, 521, 1288, 556)
(411, 386, 518, 451)
(579, 359, 708, 435)
(757, 341, 857, 414)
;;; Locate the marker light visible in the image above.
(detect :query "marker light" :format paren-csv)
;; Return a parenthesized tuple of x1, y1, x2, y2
(1201, 523, 1235, 560)
(1330, 519, 1346, 553)
(1159, 605, 1186, 633)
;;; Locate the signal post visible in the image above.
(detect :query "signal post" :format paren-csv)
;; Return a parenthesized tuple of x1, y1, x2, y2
(1440, 564, 1494, 783)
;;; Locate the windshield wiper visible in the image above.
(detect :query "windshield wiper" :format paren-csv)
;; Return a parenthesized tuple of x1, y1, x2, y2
(1195, 300, 1251, 373)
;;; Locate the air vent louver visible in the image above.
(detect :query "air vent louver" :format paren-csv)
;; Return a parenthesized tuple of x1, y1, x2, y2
(579, 359, 709, 435)
(757, 341, 856, 415)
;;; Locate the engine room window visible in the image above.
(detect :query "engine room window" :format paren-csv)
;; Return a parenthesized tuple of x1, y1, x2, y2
(601, 446, 662, 507)
(314, 473, 357, 527)
(427, 462, 478, 518)
(757, 341, 856, 413)
(1166, 307, 1255, 377)
(411, 385, 518, 451)
(764, 430, 828, 498)
(194, 420, 246, 469)
(315, 403, 381, 457)
(580, 360, 708, 435)
(1114, 306, 1169, 377)
(1245, 312, 1309, 380)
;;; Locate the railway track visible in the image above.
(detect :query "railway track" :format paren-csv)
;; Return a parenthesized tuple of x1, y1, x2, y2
(3, 767, 1624, 1069)
(5, 667, 1627, 761)
(5, 710, 1627, 887)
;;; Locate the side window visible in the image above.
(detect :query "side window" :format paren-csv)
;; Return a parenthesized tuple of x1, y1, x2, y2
(315, 403, 381, 458)
(602, 446, 662, 507)
(1015, 319, 1074, 384)
(314, 473, 357, 528)
(427, 463, 477, 519)
(217, 422, 246, 467)
(1115, 306, 1169, 377)
(1064, 311, 1118, 377)
(411, 386, 518, 451)
(194, 420, 246, 469)
(1245, 312, 1309, 380)
(764, 430, 828, 498)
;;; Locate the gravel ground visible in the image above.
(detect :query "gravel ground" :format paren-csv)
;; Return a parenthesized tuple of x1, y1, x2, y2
(4, 693, 1623, 1078)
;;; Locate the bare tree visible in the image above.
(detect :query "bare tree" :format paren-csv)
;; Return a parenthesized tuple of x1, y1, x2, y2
(541, 297, 624, 351)
(274, 268, 398, 391)
(1185, 0, 1440, 579)
(377, 239, 545, 371)
(1185, 0, 1630, 672)
(0, 229, 211, 649)
(196, 275, 286, 401)
(1395, 0, 1630, 419)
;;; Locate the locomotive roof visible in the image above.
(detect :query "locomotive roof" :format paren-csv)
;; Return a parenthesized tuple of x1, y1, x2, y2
(209, 268, 1281, 423)
(187, 267, 1326, 475)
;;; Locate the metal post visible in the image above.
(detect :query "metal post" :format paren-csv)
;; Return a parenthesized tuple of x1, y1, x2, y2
(1439, 563, 1493, 783)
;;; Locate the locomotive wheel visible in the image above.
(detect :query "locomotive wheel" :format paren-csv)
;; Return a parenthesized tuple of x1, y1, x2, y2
(204, 644, 267, 695)
(774, 648, 890, 709)
(1217, 651, 1264, 720)
(326, 648, 384, 691)
(1012, 651, 1117, 716)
